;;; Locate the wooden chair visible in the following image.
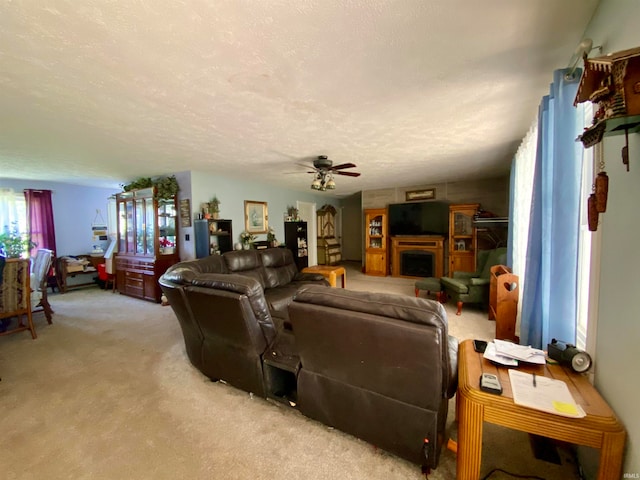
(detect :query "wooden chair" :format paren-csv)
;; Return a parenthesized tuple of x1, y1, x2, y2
(31, 248, 54, 324)
(0, 258, 36, 339)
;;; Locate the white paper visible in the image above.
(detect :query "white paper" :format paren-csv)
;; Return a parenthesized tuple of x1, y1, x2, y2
(493, 339, 546, 364)
(483, 342, 519, 366)
(508, 369, 586, 418)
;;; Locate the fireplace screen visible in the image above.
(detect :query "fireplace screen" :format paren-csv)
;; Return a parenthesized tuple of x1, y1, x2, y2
(401, 250, 435, 277)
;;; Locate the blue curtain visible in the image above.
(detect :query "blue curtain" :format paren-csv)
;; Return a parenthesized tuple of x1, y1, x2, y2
(520, 69, 583, 349)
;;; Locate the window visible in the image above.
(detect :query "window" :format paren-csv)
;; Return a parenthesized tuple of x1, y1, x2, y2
(576, 103, 600, 356)
(0, 188, 28, 238)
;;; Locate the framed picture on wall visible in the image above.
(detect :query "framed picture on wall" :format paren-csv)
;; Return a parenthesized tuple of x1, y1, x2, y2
(405, 188, 436, 201)
(244, 200, 268, 234)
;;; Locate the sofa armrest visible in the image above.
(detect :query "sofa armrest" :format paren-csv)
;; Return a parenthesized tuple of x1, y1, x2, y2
(469, 277, 490, 286)
(452, 271, 476, 280)
(293, 272, 328, 284)
(446, 335, 459, 398)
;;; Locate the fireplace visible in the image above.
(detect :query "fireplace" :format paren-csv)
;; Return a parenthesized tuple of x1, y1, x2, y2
(391, 236, 444, 278)
(401, 250, 435, 277)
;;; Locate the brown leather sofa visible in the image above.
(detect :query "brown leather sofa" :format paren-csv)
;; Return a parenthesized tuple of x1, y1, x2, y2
(160, 250, 458, 470)
(289, 285, 458, 469)
(158, 248, 328, 396)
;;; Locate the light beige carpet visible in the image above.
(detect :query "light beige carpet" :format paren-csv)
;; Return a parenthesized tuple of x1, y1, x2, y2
(0, 262, 581, 479)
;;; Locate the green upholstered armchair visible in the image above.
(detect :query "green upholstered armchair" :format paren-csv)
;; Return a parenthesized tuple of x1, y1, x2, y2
(440, 247, 507, 315)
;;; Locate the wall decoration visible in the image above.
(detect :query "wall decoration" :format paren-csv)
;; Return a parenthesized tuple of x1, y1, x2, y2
(180, 199, 192, 227)
(405, 188, 436, 201)
(244, 200, 268, 234)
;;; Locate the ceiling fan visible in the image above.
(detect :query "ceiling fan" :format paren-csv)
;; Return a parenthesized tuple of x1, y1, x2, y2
(305, 155, 361, 191)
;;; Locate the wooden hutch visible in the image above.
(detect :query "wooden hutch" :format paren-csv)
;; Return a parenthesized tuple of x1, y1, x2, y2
(448, 203, 479, 275)
(115, 187, 179, 302)
(364, 208, 388, 276)
(317, 204, 341, 265)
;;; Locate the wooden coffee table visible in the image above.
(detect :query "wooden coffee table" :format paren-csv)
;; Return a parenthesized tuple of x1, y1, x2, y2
(456, 339, 625, 480)
(301, 265, 346, 288)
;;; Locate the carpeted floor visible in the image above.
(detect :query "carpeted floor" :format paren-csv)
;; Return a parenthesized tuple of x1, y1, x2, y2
(0, 262, 581, 479)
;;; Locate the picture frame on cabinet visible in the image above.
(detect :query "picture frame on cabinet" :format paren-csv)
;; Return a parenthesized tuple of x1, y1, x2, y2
(406, 188, 436, 201)
(244, 200, 268, 234)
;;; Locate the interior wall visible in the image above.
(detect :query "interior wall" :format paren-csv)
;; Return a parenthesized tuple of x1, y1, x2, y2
(187, 170, 340, 261)
(581, 0, 640, 476)
(0, 178, 119, 256)
(362, 176, 510, 215)
(340, 192, 363, 262)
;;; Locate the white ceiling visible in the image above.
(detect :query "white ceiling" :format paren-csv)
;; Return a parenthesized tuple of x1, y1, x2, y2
(0, 1, 600, 196)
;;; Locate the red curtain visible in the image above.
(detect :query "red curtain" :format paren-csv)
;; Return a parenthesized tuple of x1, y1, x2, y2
(24, 189, 57, 257)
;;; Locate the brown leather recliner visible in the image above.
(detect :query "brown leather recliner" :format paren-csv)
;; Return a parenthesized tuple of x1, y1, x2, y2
(289, 285, 458, 469)
(158, 248, 328, 396)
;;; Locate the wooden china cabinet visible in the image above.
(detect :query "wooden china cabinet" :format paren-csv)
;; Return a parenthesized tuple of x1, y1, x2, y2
(448, 203, 479, 275)
(115, 187, 179, 302)
(364, 208, 388, 276)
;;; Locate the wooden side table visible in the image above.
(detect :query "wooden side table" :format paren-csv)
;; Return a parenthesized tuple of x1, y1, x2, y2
(456, 339, 625, 479)
(301, 265, 346, 288)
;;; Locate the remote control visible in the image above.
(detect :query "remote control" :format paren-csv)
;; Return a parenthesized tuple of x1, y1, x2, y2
(479, 373, 502, 395)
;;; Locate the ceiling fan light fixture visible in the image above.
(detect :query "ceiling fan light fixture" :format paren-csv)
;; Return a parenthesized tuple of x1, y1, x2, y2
(326, 176, 336, 189)
(311, 177, 322, 190)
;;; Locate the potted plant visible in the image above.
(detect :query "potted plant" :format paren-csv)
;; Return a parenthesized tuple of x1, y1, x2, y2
(266, 227, 278, 247)
(209, 195, 221, 219)
(286, 205, 298, 221)
(0, 222, 36, 258)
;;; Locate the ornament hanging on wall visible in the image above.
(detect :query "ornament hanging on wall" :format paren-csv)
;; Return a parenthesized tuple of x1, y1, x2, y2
(595, 171, 609, 212)
(588, 193, 599, 232)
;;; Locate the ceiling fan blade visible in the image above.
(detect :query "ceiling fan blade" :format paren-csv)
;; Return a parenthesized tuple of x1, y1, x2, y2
(330, 163, 357, 170)
(335, 171, 361, 177)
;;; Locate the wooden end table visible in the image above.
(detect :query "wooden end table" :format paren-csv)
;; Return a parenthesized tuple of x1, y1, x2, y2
(456, 339, 625, 480)
(301, 265, 346, 288)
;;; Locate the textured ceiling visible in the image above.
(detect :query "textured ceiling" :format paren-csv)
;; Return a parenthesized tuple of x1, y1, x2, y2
(0, 1, 599, 196)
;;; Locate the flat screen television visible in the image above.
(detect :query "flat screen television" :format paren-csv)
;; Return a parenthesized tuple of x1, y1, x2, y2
(388, 201, 450, 236)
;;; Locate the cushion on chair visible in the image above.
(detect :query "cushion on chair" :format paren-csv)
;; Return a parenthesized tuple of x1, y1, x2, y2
(415, 277, 441, 292)
(440, 277, 469, 294)
(479, 247, 507, 279)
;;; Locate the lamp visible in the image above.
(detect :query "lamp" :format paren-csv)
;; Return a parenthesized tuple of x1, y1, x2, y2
(310, 171, 336, 191)
(326, 175, 336, 189)
(311, 175, 322, 190)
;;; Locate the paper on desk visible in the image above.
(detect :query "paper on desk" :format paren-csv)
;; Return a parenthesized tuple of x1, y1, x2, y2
(483, 342, 519, 366)
(493, 339, 546, 364)
(508, 369, 586, 418)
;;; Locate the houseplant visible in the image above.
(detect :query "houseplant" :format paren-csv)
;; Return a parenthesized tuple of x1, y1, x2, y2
(239, 231, 256, 249)
(121, 175, 179, 200)
(209, 195, 220, 219)
(266, 227, 278, 247)
(0, 222, 36, 258)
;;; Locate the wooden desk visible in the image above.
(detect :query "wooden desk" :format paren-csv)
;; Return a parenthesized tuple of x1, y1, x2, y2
(457, 339, 625, 480)
(57, 255, 102, 293)
(301, 265, 346, 288)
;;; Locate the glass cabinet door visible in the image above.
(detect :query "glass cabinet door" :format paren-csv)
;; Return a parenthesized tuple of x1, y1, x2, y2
(158, 199, 176, 254)
(145, 199, 155, 255)
(453, 212, 473, 236)
(368, 214, 384, 249)
(125, 200, 135, 253)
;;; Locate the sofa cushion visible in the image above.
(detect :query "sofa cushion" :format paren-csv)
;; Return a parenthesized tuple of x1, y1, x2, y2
(260, 248, 297, 288)
(223, 250, 266, 288)
(479, 247, 507, 279)
(293, 284, 448, 328)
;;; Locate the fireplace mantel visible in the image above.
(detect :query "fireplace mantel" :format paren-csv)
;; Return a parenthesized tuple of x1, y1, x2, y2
(391, 236, 444, 278)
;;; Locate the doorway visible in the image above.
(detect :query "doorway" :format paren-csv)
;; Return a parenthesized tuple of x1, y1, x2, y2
(296, 201, 317, 266)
